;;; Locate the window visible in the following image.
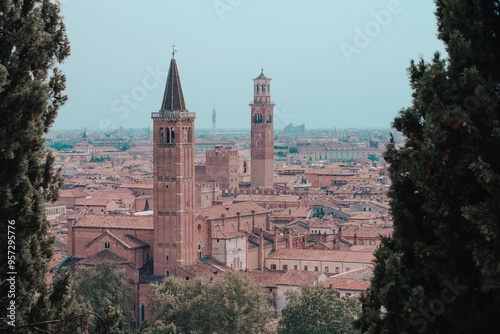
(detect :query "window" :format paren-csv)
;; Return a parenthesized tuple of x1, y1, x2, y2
(346, 267, 350, 272)
(271, 264, 277, 270)
(282, 265, 288, 271)
(315, 266, 319, 272)
(325, 266, 329, 272)
(104, 241, 110, 249)
(294, 265, 298, 270)
(369, 240, 376, 246)
(335, 267, 340, 274)
(346, 293, 352, 297)
(186, 277, 189, 281)
(304, 265, 308, 271)
(141, 304, 145, 322)
(166, 270, 170, 277)
(358, 240, 364, 245)
(166, 255, 168, 261)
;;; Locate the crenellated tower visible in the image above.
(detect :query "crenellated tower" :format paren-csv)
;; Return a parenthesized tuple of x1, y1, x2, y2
(152, 50, 196, 277)
(250, 69, 275, 188)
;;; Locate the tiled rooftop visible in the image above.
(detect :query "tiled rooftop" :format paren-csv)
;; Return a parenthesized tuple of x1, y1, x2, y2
(266, 248, 374, 263)
(74, 213, 153, 230)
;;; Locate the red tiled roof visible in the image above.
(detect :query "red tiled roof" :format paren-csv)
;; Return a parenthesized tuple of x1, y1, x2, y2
(234, 194, 300, 203)
(247, 269, 287, 288)
(276, 270, 324, 286)
(267, 249, 374, 263)
(74, 213, 153, 230)
(212, 224, 247, 240)
(78, 250, 128, 266)
(197, 201, 269, 219)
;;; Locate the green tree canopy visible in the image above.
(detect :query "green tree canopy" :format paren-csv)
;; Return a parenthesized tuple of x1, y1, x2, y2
(279, 284, 361, 334)
(73, 261, 134, 333)
(0, 0, 85, 332)
(144, 271, 275, 334)
(358, 1, 500, 333)
(289, 146, 299, 153)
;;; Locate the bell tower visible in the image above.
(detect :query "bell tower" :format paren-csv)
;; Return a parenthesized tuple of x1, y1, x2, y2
(152, 49, 196, 277)
(250, 69, 275, 188)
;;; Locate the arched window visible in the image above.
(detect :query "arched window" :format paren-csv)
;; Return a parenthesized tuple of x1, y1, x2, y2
(184, 128, 188, 143)
(166, 270, 170, 277)
(171, 128, 175, 143)
(160, 128, 163, 143)
(256, 85, 260, 94)
(256, 141, 260, 147)
(166, 128, 170, 143)
(141, 304, 145, 322)
(198, 243, 202, 259)
(262, 85, 265, 93)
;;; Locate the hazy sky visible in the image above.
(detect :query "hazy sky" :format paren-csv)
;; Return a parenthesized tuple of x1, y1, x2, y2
(52, 0, 446, 132)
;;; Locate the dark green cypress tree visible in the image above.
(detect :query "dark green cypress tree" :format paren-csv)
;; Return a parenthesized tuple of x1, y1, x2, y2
(358, 1, 500, 333)
(0, 0, 73, 331)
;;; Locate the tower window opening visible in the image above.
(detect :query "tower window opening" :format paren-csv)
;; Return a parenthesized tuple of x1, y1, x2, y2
(171, 128, 175, 143)
(160, 128, 164, 143)
(166, 128, 171, 143)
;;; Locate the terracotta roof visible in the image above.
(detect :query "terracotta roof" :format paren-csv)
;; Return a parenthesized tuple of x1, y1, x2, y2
(212, 224, 247, 240)
(341, 225, 393, 239)
(119, 183, 153, 189)
(276, 270, 324, 286)
(74, 213, 153, 230)
(234, 194, 300, 203)
(123, 234, 150, 248)
(246, 269, 287, 288)
(325, 277, 370, 291)
(197, 201, 269, 219)
(266, 249, 374, 263)
(75, 198, 111, 206)
(78, 250, 128, 266)
(59, 189, 89, 198)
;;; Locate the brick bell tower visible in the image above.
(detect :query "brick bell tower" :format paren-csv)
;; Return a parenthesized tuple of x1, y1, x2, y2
(152, 49, 196, 277)
(250, 69, 275, 188)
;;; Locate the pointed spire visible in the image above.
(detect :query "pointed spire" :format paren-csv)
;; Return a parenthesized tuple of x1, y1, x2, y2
(160, 51, 186, 111)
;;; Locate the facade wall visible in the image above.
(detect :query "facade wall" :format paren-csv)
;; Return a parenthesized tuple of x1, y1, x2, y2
(211, 236, 247, 269)
(205, 147, 239, 193)
(264, 258, 370, 274)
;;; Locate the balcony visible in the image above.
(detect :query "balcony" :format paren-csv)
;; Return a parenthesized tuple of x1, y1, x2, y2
(151, 111, 196, 120)
(249, 101, 275, 105)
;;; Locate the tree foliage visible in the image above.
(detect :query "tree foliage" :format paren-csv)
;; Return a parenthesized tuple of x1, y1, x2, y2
(0, 0, 77, 331)
(73, 261, 134, 333)
(143, 271, 275, 334)
(278, 284, 361, 334)
(358, 1, 500, 333)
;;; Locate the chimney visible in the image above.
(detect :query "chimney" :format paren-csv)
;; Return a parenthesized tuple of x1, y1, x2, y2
(266, 213, 271, 231)
(286, 228, 292, 249)
(258, 229, 264, 270)
(251, 209, 256, 231)
(273, 226, 278, 251)
(353, 233, 357, 245)
(236, 212, 241, 231)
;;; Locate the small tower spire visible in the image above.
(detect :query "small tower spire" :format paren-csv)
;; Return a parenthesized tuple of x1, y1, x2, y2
(212, 103, 216, 136)
(172, 39, 177, 58)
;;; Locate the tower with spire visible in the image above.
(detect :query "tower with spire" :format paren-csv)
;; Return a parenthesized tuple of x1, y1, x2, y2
(152, 48, 197, 277)
(212, 103, 216, 136)
(250, 69, 275, 188)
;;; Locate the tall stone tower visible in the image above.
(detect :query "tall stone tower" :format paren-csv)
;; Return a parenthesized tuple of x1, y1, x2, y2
(152, 51, 196, 277)
(250, 69, 275, 188)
